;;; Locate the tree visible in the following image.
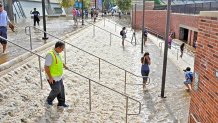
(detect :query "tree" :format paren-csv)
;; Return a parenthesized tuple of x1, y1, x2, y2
(116, 0, 131, 13)
(58, 0, 75, 8)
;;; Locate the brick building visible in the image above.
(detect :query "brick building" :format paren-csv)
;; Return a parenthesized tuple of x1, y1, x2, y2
(132, 9, 218, 122)
(132, 9, 199, 47)
(189, 11, 218, 123)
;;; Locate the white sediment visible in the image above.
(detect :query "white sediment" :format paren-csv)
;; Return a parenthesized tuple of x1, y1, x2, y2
(0, 20, 190, 123)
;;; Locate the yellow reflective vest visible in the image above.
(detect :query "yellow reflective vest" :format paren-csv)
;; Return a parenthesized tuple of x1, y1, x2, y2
(48, 49, 63, 77)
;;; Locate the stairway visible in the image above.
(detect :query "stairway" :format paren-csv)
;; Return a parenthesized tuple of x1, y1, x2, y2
(12, 0, 26, 19)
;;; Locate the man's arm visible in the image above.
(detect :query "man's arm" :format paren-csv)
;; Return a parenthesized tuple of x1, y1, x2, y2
(45, 54, 54, 84)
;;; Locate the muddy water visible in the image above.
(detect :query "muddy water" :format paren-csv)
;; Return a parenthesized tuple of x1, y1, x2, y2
(0, 18, 190, 122)
(0, 17, 89, 64)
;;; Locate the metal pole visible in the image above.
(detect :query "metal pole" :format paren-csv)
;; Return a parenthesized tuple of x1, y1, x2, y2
(177, 49, 179, 60)
(126, 97, 128, 123)
(38, 56, 43, 89)
(125, 70, 127, 93)
(64, 42, 67, 64)
(132, 5, 133, 30)
(134, 4, 136, 30)
(82, 0, 84, 25)
(89, 79, 91, 111)
(110, 33, 111, 45)
(141, 0, 145, 53)
(160, 0, 171, 98)
(99, 58, 100, 80)
(42, 0, 48, 40)
(95, 0, 96, 9)
(29, 27, 33, 50)
(102, 0, 104, 17)
(93, 25, 95, 37)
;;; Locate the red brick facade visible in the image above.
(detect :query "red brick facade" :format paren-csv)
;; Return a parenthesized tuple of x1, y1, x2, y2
(132, 10, 199, 45)
(189, 16, 218, 123)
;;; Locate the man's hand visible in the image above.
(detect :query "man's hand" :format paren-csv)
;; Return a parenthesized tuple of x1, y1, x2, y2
(48, 77, 54, 84)
(63, 64, 69, 70)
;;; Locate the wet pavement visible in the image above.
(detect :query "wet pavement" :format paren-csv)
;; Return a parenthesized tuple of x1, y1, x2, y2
(0, 17, 95, 64)
(0, 16, 194, 122)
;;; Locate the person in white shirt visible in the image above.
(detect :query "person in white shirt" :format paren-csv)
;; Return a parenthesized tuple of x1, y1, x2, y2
(0, 3, 10, 53)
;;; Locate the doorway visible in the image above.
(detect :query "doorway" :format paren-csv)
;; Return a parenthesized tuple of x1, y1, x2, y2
(179, 27, 189, 42)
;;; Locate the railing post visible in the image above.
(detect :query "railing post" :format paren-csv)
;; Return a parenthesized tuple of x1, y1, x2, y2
(38, 56, 43, 89)
(99, 58, 100, 80)
(124, 70, 127, 93)
(177, 49, 179, 60)
(104, 18, 105, 27)
(110, 33, 112, 45)
(160, 42, 163, 57)
(29, 27, 33, 50)
(64, 41, 67, 65)
(93, 25, 95, 37)
(126, 97, 128, 123)
(89, 79, 91, 111)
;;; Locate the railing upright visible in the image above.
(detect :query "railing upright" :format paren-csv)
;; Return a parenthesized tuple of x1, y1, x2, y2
(99, 58, 101, 80)
(89, 79, 92, 111)
(38, 56, 43, 89)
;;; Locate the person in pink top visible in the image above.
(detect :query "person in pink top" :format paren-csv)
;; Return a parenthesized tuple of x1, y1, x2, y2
(72, 8, 78, 25)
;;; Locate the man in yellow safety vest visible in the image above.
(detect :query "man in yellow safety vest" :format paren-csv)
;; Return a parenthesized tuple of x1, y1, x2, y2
(44, 41, 69, 107)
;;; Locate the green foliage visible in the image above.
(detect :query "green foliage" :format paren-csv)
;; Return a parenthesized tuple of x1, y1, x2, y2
(83, 0, 91, 9)
(58, 0, 75, 8)
(116, 0, 131, 12)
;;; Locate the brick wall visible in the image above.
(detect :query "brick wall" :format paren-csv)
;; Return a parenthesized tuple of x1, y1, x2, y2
(189, 16, 218, 123)
(132, 10, 199, 40)
(171, 13, 199, 39)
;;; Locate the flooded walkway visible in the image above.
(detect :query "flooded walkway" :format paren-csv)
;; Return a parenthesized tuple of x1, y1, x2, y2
(0, 18, 193, 122)
(0, 17, 93, 64)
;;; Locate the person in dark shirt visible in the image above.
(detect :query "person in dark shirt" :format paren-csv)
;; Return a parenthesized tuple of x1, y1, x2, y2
(143, 28, 148, 46)
(180, 43, 185, 58)
(30, 8, 40, 26)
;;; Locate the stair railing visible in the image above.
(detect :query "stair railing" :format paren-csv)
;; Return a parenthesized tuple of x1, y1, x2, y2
(25, 26, 150, 93)
(0, 36, 142, 123)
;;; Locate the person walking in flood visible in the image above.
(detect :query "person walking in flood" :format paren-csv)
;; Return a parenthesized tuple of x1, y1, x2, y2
(183, 67, 193, 92)
(44, 41, 69, 107)
(180, 43, 185, 58)
(143, 28, 148, 46)
(120, 27, 126, 47)
(0, 3, 11, 54)
(141, 52, 151, 90)
(168, 34, 172, 49)
(30, 8, 40, 27)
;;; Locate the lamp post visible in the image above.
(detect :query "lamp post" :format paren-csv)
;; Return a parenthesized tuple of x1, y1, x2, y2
(102, 0, 103, 17)
(95, 0, 96, 9)
(141, 0, 145, 53)
(82, 0, 84, 25)
(160, 0, 172, 98)
(42, 0, 48, 40)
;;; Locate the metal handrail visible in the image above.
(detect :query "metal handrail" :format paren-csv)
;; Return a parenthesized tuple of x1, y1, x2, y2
(0, 36, 141, 123)
(85, 20, 134, 45)
(190, 113, 201, 123)
(25, 26, 150, 93)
